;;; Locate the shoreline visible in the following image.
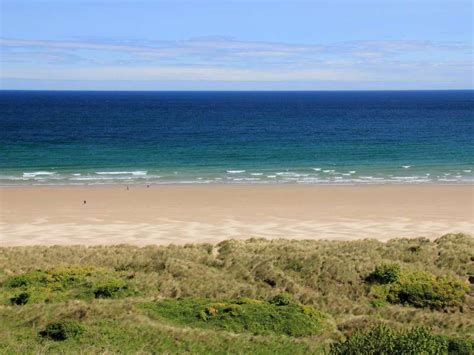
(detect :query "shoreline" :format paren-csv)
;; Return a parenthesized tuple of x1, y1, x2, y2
(1, 184, 473, 246)
(1, 181, 473, 189)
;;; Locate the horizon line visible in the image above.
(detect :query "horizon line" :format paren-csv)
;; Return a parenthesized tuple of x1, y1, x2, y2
(1, 88, 473, 93)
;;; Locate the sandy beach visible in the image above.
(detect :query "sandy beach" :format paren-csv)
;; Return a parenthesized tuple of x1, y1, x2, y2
(0, 185, 472, 246)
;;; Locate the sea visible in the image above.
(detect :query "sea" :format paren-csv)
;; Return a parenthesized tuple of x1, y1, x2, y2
(0, 90, 472, 186)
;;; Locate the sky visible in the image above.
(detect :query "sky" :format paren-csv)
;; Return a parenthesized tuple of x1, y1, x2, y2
(0, 0, 472, 90)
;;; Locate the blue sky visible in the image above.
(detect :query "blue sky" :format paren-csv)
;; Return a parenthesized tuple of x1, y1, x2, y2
(1, 0, 472, 90)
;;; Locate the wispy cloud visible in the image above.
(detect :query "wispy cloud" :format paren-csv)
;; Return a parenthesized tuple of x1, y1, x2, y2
(2, 37, 469, 62)
(1, 36, 472, 89)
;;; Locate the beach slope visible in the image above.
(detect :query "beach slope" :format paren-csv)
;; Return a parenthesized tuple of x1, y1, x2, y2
(1, 185, 472, 246)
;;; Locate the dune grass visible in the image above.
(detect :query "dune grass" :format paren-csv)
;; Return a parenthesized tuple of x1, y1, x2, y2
(0, 233, 472, 353)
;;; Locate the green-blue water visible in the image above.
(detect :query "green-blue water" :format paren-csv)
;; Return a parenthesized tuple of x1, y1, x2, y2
(1, 90, 472, 185)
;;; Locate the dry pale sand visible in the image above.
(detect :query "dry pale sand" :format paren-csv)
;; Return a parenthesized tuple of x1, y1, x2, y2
(0, 185, 473, 246)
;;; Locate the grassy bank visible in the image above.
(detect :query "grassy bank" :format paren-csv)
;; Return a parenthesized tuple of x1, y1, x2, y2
(0, 233, 473, 354)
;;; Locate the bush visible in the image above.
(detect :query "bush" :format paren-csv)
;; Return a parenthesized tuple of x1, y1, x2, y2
(1, 267, 135, 305)
(446, 337, 474, 354)
(368, 264, 401, 284)
(4, 267, 99, 289)
(386, 271, 468, 309)
(10, 292, 30, 305)
(330, 325, 448, 354)
(39, 320, 84, 341)
(4, 271, 49, 288)
(270, 292, 292, 306)
(370, 299, 387, 308)
(368, 267, 469, 310)
(93, 279, 128, 299)
(286, 258, 304, 272)
(141, 297, 329, 337)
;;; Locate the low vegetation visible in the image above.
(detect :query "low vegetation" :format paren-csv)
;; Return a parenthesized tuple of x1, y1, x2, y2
(0, 233, 472, 353)
(330, 325, 474, 355)
(141, 295, 330, 336)
(368, 266, 469, 310)
(39, 320, 84, 341)
(367, 263, 401, 284)
(1, 266, 136, 305)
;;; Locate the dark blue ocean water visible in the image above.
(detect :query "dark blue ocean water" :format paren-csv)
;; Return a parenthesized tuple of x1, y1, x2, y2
(0, 90, 472, 185)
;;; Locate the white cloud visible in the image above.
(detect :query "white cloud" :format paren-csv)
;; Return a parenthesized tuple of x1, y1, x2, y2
(3, 65, 366, 82)
(1, 37, 469, 63)
(0, 36, 472, 88)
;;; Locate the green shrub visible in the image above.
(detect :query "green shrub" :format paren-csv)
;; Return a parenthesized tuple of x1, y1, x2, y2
(10, 292, 30, 305)
(286, 258, 304, 272)
(93, 279, 128, 299)
(386, 271, 468, 309)
(331, 324, 395, 354)
(370, 299, 387, 308)
(398, 327, 448, 354)
(270, 292, 292, 306)
(330, 325, 448, 354)
(4, 267, 99, 289)
(1, 267, 134, 304)
(5, 275, 31, 288)
(4, 271, 49, 288)
(368, 267, 469, 310)
(141, 297, 329, 337)
(445, 337, 474, 354)
(39, 320, 84, 341)
(368, 264, 401, 284)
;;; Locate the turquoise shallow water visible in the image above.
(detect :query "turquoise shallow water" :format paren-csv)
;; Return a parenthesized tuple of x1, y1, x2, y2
(0, 90, 472, 186)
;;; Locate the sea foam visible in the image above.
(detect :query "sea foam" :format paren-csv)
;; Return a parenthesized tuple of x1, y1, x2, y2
(95, 171, 147, 176)
(23, 172, 56, 178)
(227, 170, 245, 174)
